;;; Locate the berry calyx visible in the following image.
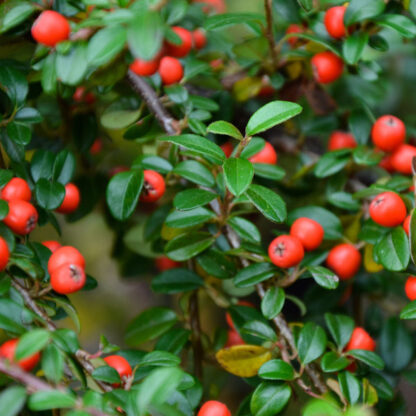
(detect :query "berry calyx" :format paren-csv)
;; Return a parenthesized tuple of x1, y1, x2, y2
(0, 339, 41, 371)
(42, 240, 62, 253)
(155, 256, 181, 271)
(346, 327, 376, 352)
(198, 401, 231, 416)
(166, 27, 193, 58)
(158, 57, 184, 85)
(0, 237, 9, 271)
(225, 329, 245, 347)
(48, 246, 85, 275)
(311, 51, 344, 84)
(249, 142, 277, 165)
(324, 6, 347, 39)
(268, 235, 304, 268)
(1, 178, 31, 202)
(56, 183, 80, 214)
(31, 10, 71, 47)
(4, 200, 38, 235)
(286, 24, 303, 47)
(371, 115, 406, 152)
(390, 144, 416, 175)
(50, 263, 86, 294)
(193, 29, 207, 50)
(405, 276, 416, 301)
(328, 131, 356, 151)
(129, 58, 160, 77)
(290, 217, 324, 251)
(140, 170, 166, 203)
(326, 244, 361, 280)
(369, 191, 407, 227)
(403, 215, 411, 236)
(103, 355, 133, 386)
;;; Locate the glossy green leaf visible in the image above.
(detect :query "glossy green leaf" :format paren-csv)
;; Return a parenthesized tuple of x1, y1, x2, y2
(42, 344, 64, 383)
(400, 300, 416, 319)
(28, 391, 77, 411)
(52, 150, 76, 185)
(196, 250, 236, 279)
(228, 216, 261, 243)
(0, 66, 28, 106)
(56, 43, 88, 86)
(376, 14, 416, 38)
(152, 268, 204, 293)
(344, 0, 385, 25)
(258, 359, 294, 380)
(6, 122, 31, 145)
(338, 371, 361, 404)
(297, 322, 327, 364)
(234, 263, 276, 288)
(343, 32, 368, 65)
(92, 365, 121, 384)
(0, 386, 26, 416)
(347, 349, 384, 370)
(165, 232, 215, 261)
(173, 160, 216, 187)
(261, 287, 285, 320)
(35, 179, 65, 210)
(207, 121, 243, 140)
(253, 163, 285, 181)
(314, 149, 351, 178)
(223, 158, 254, 196)
(308, 266, 339, 289)
(15, 329, 50, 360)
(374, 227, 410, 271)
(250, 382, 291, 416)
(324, 313, 354, 350)
(204, 13, 265, 30)
(321, 352, 350, 372)
(174, 189, 217, 211)
(165, 207, 215, 228)
(0, 1, 35, 33)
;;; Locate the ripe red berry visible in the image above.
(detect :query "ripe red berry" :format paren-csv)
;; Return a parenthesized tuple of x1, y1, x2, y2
(0, 237, 9, 271)
(48, 246, 85, 275)
(140, 170, 166, 203)
(371, 115, 406, 152)
(225, 329, 245, 347)
(90, 138, 102, 155)
(346, 327, 376, 352)
(403, 215, 411, 235)
(103, 355, 133, 386)
(4, 200, 38, 235)
(73, 87, 95, 104)
(51, 263, 86, 294)
(286, 24, 303, 47)
(405, 276, 416, 301)
(311, 51, 344, 84)
(1, 178, 31, 202)
(193, 0, 226, 14)
(225, 300, 254, 330)
(328, 131, 357, 151)
(326, 244, 361, 280)
(290, 217, 324, 251)
(166, 27, 193, 58)
(0, 339, 40, 371)
(129, 58, 160, 77)
(369, 191, 407, 227)
(158, 57, 184, 86)
(155, 256, 181, 271)
(42, 240, 62, 253)
(324, 6, 347, 39)
(31, 10, 71, 47)
(268, 235, 304, 268)
(249, 142, 278, 165)
(56, 183, 80, 214)
(390, 144, 416, 175)
(193, 29, 207, 50)
(220, 142, 234, 158)
(258, 85, 275, 98)
(198, 401, 231, 416)
(379, 154, 395, 173)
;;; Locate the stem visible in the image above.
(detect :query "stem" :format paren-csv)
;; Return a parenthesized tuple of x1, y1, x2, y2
(264, 0, 278, 69)
(189, 290, 203, 380)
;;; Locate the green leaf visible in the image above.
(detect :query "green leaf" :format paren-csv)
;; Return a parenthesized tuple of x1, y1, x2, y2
(314, 149, 351, 178)
(327, 191, 360, 211)
(321, 352, 350, 372)
(352, 146, 381, 165)
(409, 209, 416, 265)
(253, 163, 285, 181)
(245, 101, 302, 136)
(15, 107, 42, 124)
(258, 359, 294, 380)
(173, 160, 215, 187)
(376, 14, 416, 39)
(6, 122, 31, 146)
(127, 11, 163, 60)
(324, 313, 354, 350)
(0, 66, 28, 106)
(87, 25, 127, 67)
(338, 371, 361, 404)
(125, 307, 177, 346)
(342, 32, 368, 65)
(0, 1, 35, 33)
(41, 53, 57, 94)
(228, 216, 261, 243)
(196, 249, 236, 279)
(285, 33, 340, 55)
(30, 150, 54, 182)
(56, 43, 88, 86)
(165, 207, 215, 228)
(160, 134, 225, 165)
(174, 189, 217, 211)
(298, 0, 313, 11)
(15, 329, 50, 360)
(155, 328, 190, 355)
(207, 121, 243, 140)
(152, 268, 204, 293)
(106, 170, 144, 221)
(400, 300, 416, 319)
(347, 349, 384, 370)
(35, 179, 65, 210)
(344, 0, 385, 25)
(28, 391, 77, 411)
(261, 287, 285, 320)
(0, 386, 26, 416)
(92, 365, 121, 384)
(140, 350, 181, 367)
(297, 322, 327, 364)
(223, 158, 254, 196)
(374, 227, 410, 271)
(245, 184, 286, 223)
(101, 108, 141, 130)
(0, 200, 9, 221)
(41, 344, 64, 384)
(53, 150, 76, 185)
(242, 320, 277, 342)
(234, 263, 276, 288)
(308, 266, 339, 289)
(134, 155, 173, 174)
(250, 382, 291, 416)
(165, 232, 215, 261)
(204, 13, 265, 30)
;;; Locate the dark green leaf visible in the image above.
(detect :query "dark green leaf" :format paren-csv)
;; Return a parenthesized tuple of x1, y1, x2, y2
(324, 313, 354, 350)
(261, 287, 285, 320)
(174, 189, 217, 211)
(52, 150, 76, 185)
(92, 365, 121, 384)
(258, 359, 294, 380)
(56, 43, 88, 86)
(140, 350, 181, 367)
(374, 227, 410, 271)
(308, 266, 339, 289)
(15, 329, 50, 360)
(321, 352, 350, 372)
(400, 300, 416, 320)
(342, 32, 368, 65)
(314, 149, 351, 178)
(134, 155, 173, 174)
(204, 13, 265, 30)
(28, 391, 76, 411)
(6, 122, 31, 145)
(173, 160, 215, 187)
(0, 66, 28, 106)
(196, 249, 236, 279)
(165, 207, 215, 228)
(207, 121, 243, 140)
(344, 0, 385, 25)
(338, 371, 361, 404)
(152, 268, 204, 293)
(42, 344, 64, 383)
(165, 232, 215, 261)
(250, 382, 291, 416)
(347, 349, 384, 370)
(253, 163, 285, 181)
(234, 262, 276, 288)
(223, 158, 254, 196)
(297, 322, 327, 364)
(228, 216, 261, 243)
(35, 179, 65, 210)
(376, 14, 416, 38)
(242, 320, 277, 342)
(0, 1, 35, 33)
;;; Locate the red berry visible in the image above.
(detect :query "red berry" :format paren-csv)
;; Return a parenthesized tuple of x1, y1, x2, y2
(290, 217, 324, 251)
(0, 237, 9, 271)
(405, 276, 416, 301)
(225, 329, 245, 347)
(286, 24, 303, 47)
(158, 57, 184, 86)
(379, 154, 395, 173)
(210, 58, 223, 70)
(166, 27, 193, 58)
(326, 244, 361, 280)
(324, 6, 347, 39)
(129, 58, 160, 77)
(73, 87, 95, 104)
(390, 144, 416, 175)
(51, 263, 86, 294)
(268, 235, 304, 268)
(371, 115, 406, 152)
(56, 183, 80, 214)
(225, 300, 254, 330)
(249, 142, 277, 165)
(369, 191, 407, 227)
(258, 85, 275, 98)
(4, 200, 38, 235)
(311, 51, 344, 84)
(193, 29, 207, 50)
(48, 246, 85, 275)
(90, 138, 102, 155)
(328, 131, 356, 151)
(403, 215, 411, 235)
(346, 327, 376, 352)
(193, 0, 226, 14)
(103, 355, 132, 386)
(42, 240, 62, 253)
(155, 256, 181, 271)
(140, 170, 166, 203)
(0, 339, 40, 371)
(220, 142, 234, 158)
(1, 178, 31, 202)
(31, 10, 71, 47)
(198, 401, 231, 416)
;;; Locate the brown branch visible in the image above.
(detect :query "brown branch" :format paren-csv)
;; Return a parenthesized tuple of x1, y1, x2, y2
(189, 290, 203, 380)
(264, 0, 279, 69)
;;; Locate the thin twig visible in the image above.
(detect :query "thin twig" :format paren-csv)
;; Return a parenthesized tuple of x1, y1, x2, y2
(189, 290, 203, 380)
(264, 0, 279, 69)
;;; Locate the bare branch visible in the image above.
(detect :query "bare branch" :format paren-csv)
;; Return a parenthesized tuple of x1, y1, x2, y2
(264, 0, 279, 69)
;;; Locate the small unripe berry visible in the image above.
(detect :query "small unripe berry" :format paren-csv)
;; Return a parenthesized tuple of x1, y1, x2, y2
(198, 401, 231, 416)
(369, 191, 407, 227)
(0, 237, 9, 271)
(290, 217, 324, 251)
(56, 183, 80, 214)
(311, 51, 344, 84)
(155, 256, 181, 271)
(42, 240, 62, 253)
(326, 244, 361, 280)
(48, 246, 85, 275)
(158, 57, 184, 85)
(140, 170, 166, 203)
(328, 131, 356, 151)
(103, 355, 132, 386)
(324, 6, 347, 39)
(0, 339, 40, 371)
(193, 29, 207, 50)
(31, 10, 71, 47)
(166, 27, 193, 58)
(390, 144, 416, 175)
(1, 178, 31, 202)
(249, 142, 277, 165)
(51, 263, 86, 294)
(371, 115, 406, 152)
(405, 276, 416, 301)
(130, 58, 160, 77)
(286, 24, 303, 47)
(268, 235, 304, 268)
(346, 327, 376, 352)
(403, 215, 411, 236)
(4, 200, 38, 235)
